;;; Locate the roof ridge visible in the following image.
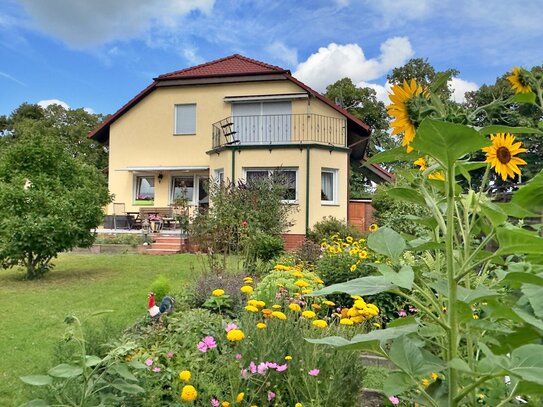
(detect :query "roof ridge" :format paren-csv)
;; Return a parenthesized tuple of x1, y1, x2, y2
(158, 54, 286, 79)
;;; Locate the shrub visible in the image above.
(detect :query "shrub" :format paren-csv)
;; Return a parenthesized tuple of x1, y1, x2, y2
(294, 239, 322, 265)
(252, 232, 284, 262)
(306, 216, 362, 243)
(189, 271, 247, 313)
(150, 275, 171, 303)
(94, 234, 144, 246)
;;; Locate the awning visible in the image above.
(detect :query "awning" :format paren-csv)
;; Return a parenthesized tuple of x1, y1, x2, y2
(224, 93, 308, 103)
(116, 166, 209, 172)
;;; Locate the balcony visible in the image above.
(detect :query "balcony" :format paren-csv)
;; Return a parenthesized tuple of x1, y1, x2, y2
(211, 114, 347, 149)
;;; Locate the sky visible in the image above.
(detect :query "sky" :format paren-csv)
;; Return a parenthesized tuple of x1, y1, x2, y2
(1, 0, 542, 117)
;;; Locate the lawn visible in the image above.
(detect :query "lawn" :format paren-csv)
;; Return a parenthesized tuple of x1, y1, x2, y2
(0, 253, 201, 407)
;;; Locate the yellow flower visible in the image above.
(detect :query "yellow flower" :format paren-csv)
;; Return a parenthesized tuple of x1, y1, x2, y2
(285, 355, 293, 360)
(245, 305, 259, 313)
(350, 315, 365, 324)
(422, 378, 430, 387)
(240, 285, 253, 294)
(323, 300, 335, 306)
(358, 250, 368, 259)
(472, 314, 479, 320)
(295, 403, 303, 407)
(302, 310, 316, 319)
(311, 303, 321, 310)
(340, 318, 354, 325)
(180, 385, 198, 402)
(294, 280, 309, 288)
(482, 133, 527, 181)
(350, 264, 357, 272)
(292, 271, 304, 278)
(387, 79, 427, 151)
(346, 236, 353, 243)
(313, 278, 324, 284)
(301, 289, 313, 294)
(256, 323, 267, 329)
(179, 370, 191, 382)
(351, 295, 362, 300)
(414, 157, 427, 171)
(226, 329, 245, 342)
(212, 289, 225, 297)
(368, 224, 378, 233)
(507, 67, 532, 94)
(236, 392, 245, 402)
(261, 308, 273, 317)
(372, 323, 381, 328)
(272, 304, 282, 309)
(272, 311, 287, 320)
(288, 303, 302, 312)
(243, 277, 253, 283)
(431, 372, 439, 381)
(428, 171, 445, 181)
(312, 319, 328, 328)
(222, 402, 230, 407)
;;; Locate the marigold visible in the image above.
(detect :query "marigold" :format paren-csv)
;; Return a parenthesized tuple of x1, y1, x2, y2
(312, 319, 328, 328)
(226, 329, 245, 342)
(313, 278, 324, 284)
(181, 385, 198, 402)
(245, 305, 259, 313)
(482, 133, 527, 181)
(301, 310, 316, 319)
(272, 304, 282, 309)
(292, 271, 304, 278)
(507, 67, 532, 94)
(311, 303, 321, 310)
(288, 303, 302, 312)
(236, 392, 245, 402)
(294, 279, 309, 288)
(179, 370, 191, 382)
(272, 311, 287, 320)
(256, 322, 267, 329)
(340, 318, 354, 325)
(261, 308, 273, 317)
(323, 300, 335, 306)
(221, 402, 230, 407)
(301, 289, 313, 294)
(240, 285, 253, 294)
(212, 289, 225, 297)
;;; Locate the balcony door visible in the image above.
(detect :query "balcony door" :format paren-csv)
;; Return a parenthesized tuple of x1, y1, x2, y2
(232, 101, 292, 144)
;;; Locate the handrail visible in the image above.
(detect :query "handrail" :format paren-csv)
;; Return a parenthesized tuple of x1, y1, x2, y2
(211, 113, 347, 149)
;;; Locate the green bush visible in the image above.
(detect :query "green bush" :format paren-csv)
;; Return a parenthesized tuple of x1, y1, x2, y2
(150, 275, 171, 303)
(94, 234, 144, 246)
(294, 239, 322, 265)
(253, 232, 284, 262)
(306, 216, 362, 243)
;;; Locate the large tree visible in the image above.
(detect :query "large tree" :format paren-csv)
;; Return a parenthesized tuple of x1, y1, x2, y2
(0, 132, 111, 279)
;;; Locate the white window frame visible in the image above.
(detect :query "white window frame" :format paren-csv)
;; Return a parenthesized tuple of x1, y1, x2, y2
(243, 167, 298, 203)
(174, 103, 196, 135)
(214, 168, 225, 185)
(169, 174, 209, 206)
(134, 175, 155, 204)
(321, 168, 338, 205)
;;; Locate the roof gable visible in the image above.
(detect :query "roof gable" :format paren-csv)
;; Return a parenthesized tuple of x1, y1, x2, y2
(157, 54, 288, 80)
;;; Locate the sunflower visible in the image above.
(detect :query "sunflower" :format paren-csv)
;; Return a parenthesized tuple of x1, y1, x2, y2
(506, 67, 532, 94)
(414, 157, 445, 181)
(482, 133, 527, 181)
(387, 79, 427, 151)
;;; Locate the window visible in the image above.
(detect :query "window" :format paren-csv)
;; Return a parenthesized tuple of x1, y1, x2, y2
(171, 176, 194, 203)
(135, 176, 155, 205)
(174, 104, 196, 135)
(245, 168, 297, 202)
(214, 169, 225, 185)
(232, 101, 291, 144)
(321, 169, 337, 204)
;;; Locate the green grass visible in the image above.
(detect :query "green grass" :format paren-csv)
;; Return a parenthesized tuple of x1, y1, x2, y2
(0, 253, 201, 406)
(362, 365, 389, 390)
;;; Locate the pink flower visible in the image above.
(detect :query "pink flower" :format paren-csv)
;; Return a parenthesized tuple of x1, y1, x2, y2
(409, 306, 418, 313)
(308, 368, 320, 376)
(257, 362, 268, 374)
(398, 310, 407, 317)
(152, 367, 161, 373)
(235, 353, 242, 361)
(267, 391, 276, 401)
(389, 395, 400, 405)
(198, 336, 217, 352)
(276, 363, 288, 372)
(241, 368, 248, 378)
(225, 323, 238, 332)
(145, 358, 153, 366)
(211, 399, 220, 407)
(266, 362, 278, 369)
(249, 361, 257, 374)
(166, 352, 174, 359)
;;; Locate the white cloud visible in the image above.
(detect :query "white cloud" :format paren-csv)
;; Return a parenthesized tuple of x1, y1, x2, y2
(293, 38, 413, 91)
(448, 77, 478, 103)
(0, 71, 26, 86)
(363, 0, 441, 27)
(267, 41, 298, 67)
(19, 0, 215, 48)
(356, 81, 392, 104)
(38, 99, 70, 109)
(83, 107, 96, 114)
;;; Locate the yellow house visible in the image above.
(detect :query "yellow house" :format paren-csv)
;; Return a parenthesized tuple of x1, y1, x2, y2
(89, 54, 380, 247)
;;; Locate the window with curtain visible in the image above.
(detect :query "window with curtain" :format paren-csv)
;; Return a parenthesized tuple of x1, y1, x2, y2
(174, 104, 196, 135)
(135, 176, 155, 204)
(245, 168, 297, 202)
(321, 169, 337, 203)
(171, 176, 194, 204)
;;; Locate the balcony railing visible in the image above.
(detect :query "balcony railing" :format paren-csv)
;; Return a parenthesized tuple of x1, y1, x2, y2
(212, 114, 347, 149)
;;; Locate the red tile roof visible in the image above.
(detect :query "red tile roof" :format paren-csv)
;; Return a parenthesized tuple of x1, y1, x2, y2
(157, 54, 288, 80)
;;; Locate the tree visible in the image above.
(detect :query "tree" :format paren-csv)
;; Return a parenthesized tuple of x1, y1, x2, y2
(0, 132, 111, 279)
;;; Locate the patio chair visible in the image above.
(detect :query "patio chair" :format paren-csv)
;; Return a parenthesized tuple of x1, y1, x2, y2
(112, 202, 131, 230)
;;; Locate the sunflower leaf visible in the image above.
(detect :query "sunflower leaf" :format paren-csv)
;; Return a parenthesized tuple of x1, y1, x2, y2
(411, 119, 490, 169)
(509, 92, 537, 105)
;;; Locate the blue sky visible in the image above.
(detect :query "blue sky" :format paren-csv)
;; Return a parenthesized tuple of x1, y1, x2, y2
(1, 0, 542, 116)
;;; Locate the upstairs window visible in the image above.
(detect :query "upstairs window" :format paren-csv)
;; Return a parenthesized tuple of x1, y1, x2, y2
(135, 176, 155, 205)
(174, 104, 196, 135)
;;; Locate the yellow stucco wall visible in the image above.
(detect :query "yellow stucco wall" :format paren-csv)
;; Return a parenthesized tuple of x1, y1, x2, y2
(108, 78, 350, 229)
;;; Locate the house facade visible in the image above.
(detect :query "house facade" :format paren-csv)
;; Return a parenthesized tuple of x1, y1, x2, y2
(89, 54, 375, 244)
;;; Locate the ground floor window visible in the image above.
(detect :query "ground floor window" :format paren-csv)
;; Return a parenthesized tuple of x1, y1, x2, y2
(134, 176, 155, 205)
(170, 175, 209, 207)
(244, 168, 297, 202)
(321, 168, 338, 204)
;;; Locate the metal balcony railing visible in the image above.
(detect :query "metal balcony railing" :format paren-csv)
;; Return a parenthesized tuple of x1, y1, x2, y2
(211, 114, 347, 149)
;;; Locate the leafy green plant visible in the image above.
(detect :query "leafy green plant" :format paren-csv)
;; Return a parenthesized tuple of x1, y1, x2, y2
(252, 231, 284, 262)
(307, 70, 543, 406)
(150, 275, 171, 303)
(20, 314, 145, 406)
(94, 234, 144, 246)
(306, 216, 362, 243)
